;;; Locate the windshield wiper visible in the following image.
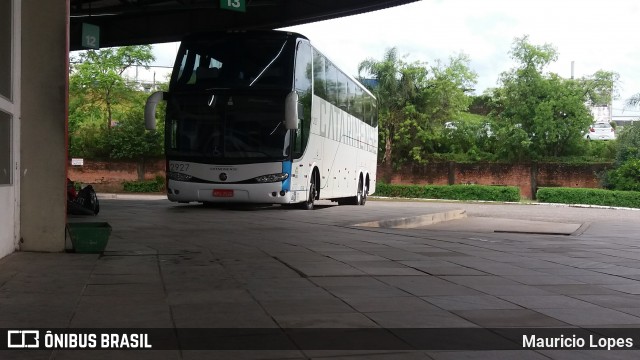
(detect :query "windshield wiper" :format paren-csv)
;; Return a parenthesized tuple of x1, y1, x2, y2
(250, 41, 287, 87)
(269, 121, 282, 135)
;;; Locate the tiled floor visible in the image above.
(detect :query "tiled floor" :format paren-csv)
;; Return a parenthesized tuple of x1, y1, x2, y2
(2, 199, 640, 359)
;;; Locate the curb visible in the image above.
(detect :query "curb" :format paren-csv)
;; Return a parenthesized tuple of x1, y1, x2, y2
(369, 196, 640, 211)
(97, 194, 640, 212)
(354, 209, 467, 229)
(97, 193, 167, 201)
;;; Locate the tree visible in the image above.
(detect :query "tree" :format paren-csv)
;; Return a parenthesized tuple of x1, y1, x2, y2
(358, 48, 477, 166)
(358, 48, 425, 165)
(581, 70, 620, 107)
(68, 46, 167, 176)
(601, 123, 640, 191)
(108, 92, 164, 180)
(414, 54, 478, 160)
(69, 117, 110, 159)
(468, 93, 493, 116)
(423, 54, 477, 124)
(490, 36, 593, 161)
(70, 45, 155, 131)
(613, 123, 640, 165)
(604, 158, 640, 191)
(626, 94, 640, 108)
(529, 74, 593, 157)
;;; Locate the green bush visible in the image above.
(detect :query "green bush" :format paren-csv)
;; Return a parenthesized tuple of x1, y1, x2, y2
(122, 175, 165, 193)
(537, 187, 640, 208)
(584, 139, 617, 161)
(615, 123, 640, 164)
(603, 159, 640, 191)
(375, 183, 520, 202)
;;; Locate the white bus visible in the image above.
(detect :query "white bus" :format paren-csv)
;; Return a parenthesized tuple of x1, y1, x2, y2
(145, 30, 378, 209)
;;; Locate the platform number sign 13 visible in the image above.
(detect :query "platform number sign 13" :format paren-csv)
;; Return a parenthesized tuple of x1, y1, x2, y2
(220, 0, 246, 12)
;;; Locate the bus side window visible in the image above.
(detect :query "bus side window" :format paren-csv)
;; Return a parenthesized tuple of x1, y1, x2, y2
(178, 51, 198, 85)
(295, 43, 311, 94)
(313, 49, 326, 100)
(354, 86, 363, 120)
(371, 101, 378, 127)
(347, 80, 354, 113)
(362, 97, 370, 126)
(294, 40, 313, 158)
(337, 71, 347, 110)
(325, 61, 337, 105)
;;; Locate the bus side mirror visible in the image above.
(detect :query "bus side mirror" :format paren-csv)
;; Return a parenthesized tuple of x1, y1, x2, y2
(145, 91, 166, 130)
(285, 91, 299, 130)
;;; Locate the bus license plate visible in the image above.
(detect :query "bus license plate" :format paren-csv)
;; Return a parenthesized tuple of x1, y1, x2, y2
(213, 189, 234, 197)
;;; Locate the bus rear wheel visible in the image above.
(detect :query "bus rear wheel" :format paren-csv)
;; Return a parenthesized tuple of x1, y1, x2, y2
(340, 177, 366, 206)
(359, 182, 367, 206)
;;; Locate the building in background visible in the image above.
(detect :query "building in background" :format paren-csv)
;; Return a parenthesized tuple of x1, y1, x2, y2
(590, 105, 612, 124)
(121, 65, 172, 92)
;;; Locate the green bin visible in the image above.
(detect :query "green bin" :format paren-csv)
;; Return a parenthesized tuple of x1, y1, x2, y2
(66, 222, 112, 253)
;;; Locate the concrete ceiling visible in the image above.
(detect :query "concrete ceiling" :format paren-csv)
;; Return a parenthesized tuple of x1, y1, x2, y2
(69, 0, 418, 50)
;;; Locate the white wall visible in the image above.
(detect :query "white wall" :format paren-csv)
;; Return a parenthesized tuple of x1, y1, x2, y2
(0, 0, 21, 259)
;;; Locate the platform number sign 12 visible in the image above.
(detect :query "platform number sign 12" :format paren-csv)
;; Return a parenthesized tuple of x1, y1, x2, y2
(82, 23, 100, 49)
(220, 0, 246, 12)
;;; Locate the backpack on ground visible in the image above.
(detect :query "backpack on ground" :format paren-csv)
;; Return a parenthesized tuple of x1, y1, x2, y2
(74, 185, 100, 215)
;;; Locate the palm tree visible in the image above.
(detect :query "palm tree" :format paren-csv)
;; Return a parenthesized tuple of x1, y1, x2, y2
(625, 93, 640, 109)
(358, 48, 422, 165)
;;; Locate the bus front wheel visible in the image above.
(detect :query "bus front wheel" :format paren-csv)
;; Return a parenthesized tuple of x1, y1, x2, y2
(301, 176, 316, 210)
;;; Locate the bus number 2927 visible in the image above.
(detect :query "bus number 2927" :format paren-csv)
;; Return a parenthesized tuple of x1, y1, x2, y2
(169, 163, 190, 172)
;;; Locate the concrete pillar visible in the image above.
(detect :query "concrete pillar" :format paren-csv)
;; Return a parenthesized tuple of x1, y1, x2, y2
(19, 0, 68, 251)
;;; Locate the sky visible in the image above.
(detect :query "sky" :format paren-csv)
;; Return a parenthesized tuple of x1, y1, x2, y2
(147, 0, 640, 118)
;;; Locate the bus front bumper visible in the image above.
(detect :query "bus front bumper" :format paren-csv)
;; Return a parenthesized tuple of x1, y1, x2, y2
(166, 180, 305, 204)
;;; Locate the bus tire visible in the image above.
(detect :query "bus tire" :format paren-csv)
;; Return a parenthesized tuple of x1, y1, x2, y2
(340, 177, 364, 206)
(300, 174, 316, 210)
(359, 182, 367, 206)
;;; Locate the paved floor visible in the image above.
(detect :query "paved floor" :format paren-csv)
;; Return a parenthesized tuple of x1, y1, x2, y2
(2, 197, 640, 359)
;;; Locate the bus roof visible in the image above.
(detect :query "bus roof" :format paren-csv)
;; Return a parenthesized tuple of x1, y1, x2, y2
(179, 30, 375, 100)
(182, 29, 309, 42)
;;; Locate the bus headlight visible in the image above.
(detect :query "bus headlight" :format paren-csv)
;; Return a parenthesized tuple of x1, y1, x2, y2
(167, 171, 193, 181)
(254, 173, 289, 183)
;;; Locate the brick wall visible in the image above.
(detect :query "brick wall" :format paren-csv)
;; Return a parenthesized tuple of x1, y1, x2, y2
(379, 162, 612, 199)
(537, 163, 606, 189)
(68, 159, 165, 192)
(69, 159, 612, 198)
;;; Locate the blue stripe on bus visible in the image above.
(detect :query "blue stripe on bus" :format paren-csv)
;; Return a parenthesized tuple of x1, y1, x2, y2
(282, 161, 292, 191)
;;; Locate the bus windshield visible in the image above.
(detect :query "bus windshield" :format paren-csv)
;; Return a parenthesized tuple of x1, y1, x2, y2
(172, 33, 293, 90)
(165, 33, 297, 164)
(166, 91, 290, 164)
